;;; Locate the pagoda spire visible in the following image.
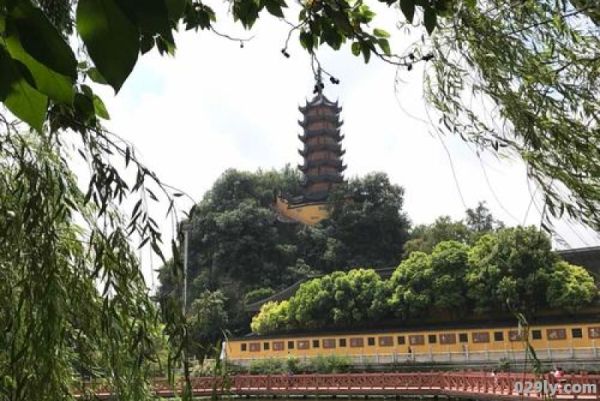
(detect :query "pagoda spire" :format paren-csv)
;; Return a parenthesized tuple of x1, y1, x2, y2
(296, 87, 346, 203)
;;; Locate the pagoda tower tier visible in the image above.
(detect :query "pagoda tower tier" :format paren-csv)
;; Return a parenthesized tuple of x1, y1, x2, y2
(294, 93, 346, 204)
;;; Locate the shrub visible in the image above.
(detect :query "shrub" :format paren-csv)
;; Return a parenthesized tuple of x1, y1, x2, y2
(310, 355, 351, 373)
(248, 358, 286, 374)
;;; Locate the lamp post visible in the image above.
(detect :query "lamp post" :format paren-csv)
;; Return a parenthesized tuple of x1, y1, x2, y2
(181, 222, 191, 316)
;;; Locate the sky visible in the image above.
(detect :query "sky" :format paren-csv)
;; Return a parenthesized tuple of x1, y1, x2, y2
(95, 4, 599, 288)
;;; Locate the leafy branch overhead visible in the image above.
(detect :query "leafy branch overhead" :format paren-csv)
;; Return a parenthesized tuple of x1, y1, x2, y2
(0, 0, 444, 130)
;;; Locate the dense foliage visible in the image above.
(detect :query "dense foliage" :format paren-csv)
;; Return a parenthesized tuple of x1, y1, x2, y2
(158, 168, 410, 335)
(403, 201, 503, 255)
(246, 355, 351, 374)
(0, 131, 168, 401)
(251, 227, 598, 334)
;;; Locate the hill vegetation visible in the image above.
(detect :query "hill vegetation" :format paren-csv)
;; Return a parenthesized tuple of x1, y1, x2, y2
(251, 227, 598, 334)
(157, 168, 411, 335)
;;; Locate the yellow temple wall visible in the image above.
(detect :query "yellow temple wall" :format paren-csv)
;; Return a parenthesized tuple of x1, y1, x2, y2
(274, 197, 329, 225)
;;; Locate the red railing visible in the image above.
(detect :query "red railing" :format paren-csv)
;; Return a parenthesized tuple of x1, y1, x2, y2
(77, 371, 600, 399)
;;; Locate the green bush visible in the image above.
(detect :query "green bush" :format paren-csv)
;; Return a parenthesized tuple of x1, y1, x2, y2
(248, 358, 286, 374)
(310, 355, 351, 373)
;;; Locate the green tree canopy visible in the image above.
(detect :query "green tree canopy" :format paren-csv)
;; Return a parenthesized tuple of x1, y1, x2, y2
(547, 261, 598, 312)
(158, 168, 410, 334)
(252, 227, 598, 334)
(388, 251, 434, 319)
(187, 290, 229, 359)
(403, 201, 503, 255)
(324, 173, 411, 268)
(466, 226, 558, 314)
(429, 240, 469, 312)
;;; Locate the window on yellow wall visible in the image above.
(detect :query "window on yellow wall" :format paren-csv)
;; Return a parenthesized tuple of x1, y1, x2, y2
(459, 333, 468, 343)
(339, 338, 347, 347)
(367, 337, 375, 346)
(312, 339, 320, 348)
(494, 331, 504, 342)
(428, 334, 437, 344)
(572, 328, 583, 338)
(241, 343, 247, 351)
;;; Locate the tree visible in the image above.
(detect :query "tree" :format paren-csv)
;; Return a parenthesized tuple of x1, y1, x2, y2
(157, 168, 306, 333)
(250, 300, 290, 335)
(330, 268, 389, 323)
(403, 216, 471, 255)
(429, 240, 469, 313)
(404, 202, 502, 255)
(187, 290, 229, 359)
(287, 273, 339, 328)
(388, 251, 434, 319)
(251, 227, 598, 334)
(465, 202, 504, 234)
(547, 261, 598, 312)
(325, 172, 411, 268)
(424, 0, 600, 229)
(466, 226, 557, 314)
(253, 268, 389, 333)
(0, 131, 164, 400)
(244, 287, 276, 305)
(158, 169, 409, 334)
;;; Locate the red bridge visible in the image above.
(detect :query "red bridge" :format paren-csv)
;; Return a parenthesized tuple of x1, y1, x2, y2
(79, 371, 600, 400)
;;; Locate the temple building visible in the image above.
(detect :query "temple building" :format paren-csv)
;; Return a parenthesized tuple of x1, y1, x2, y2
(274, 91, 346, 225)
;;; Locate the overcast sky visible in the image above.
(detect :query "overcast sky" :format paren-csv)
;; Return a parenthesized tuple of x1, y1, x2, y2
(95, 4, 599, 288)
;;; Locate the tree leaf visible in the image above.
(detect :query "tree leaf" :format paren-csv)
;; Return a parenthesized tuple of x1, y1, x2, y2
(140, 34, 156, 54)
(424, 6, 437, 34)
(166, 0, 187, 21)
(265, 0, 284, 18)
(76, 0, 140, 92)
(400, 0, 415, 23)
(74, 92, 96, 123)
(299, 31, 314, 51)
(4, 23, 74, 104)
(378, 38, 391, 56)
(361, 43, 371, 63)
(93, 95, 110, 119)
(0, 46, 47, 131)
(8, 0, 77, 80)
(351, 42, 361, 56)
(87, 67, 108, 85)
(373, 28, 390, 38)
(116, 0, 173, 43)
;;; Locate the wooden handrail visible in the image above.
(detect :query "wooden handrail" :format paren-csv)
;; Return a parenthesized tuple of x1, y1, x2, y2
(75, 371, 600, 399)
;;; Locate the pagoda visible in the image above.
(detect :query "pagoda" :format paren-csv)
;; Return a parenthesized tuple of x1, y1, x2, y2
(274, 90, 346, 225)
